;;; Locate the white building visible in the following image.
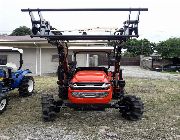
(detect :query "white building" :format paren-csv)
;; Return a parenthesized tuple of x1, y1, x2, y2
(0, 35, 111, 75)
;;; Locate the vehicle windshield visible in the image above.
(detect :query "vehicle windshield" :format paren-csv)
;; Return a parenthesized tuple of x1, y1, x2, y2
(74, 52, 111, 68)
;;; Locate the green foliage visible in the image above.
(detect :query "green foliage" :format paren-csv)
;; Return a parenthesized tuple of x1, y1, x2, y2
(123, 51, 135, 57)
(124, 38, 154, 57)
(108, 39, 154, 57)
(10, 26, 31, 36)
(155, 38, 180, 58)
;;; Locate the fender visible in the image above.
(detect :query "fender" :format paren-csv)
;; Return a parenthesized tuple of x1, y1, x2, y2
(0, 70, 5, 78)
(11, 69, 32, 89)
(21, 69, 32, 76)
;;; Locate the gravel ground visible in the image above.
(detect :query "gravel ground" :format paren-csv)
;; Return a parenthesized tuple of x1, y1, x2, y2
(122, 66, 180, 80)
(0, 67, 179, 140)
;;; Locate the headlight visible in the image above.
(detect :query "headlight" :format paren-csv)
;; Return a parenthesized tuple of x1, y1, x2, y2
(102, 83, 111, 89)
(69, 83, 77, 88)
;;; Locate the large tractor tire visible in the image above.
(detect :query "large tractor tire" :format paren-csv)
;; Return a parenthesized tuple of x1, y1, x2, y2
(41, 94, 56, 122)
(0, 95, 8, 114)
(19, 76, 35, 97)
(119, 95, 144, 121)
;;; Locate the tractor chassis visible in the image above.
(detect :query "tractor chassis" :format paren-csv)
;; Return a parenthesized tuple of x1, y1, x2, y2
(60, 102, 126, 111)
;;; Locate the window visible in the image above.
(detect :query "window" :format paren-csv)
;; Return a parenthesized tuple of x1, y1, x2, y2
(89, 53, 109, 66)
(52, 54, 59, 62)
(0, 55, 7, 65)
(52, 54, 72, 62)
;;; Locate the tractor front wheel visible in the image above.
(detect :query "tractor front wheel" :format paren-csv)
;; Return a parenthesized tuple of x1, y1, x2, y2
(19, 76, 34, 97)
(41, 94, 56, 122)
(0, 95, 8, 114)
(119, 95, 144, 121)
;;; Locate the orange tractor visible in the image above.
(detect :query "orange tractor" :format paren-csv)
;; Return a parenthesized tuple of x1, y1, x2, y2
(22, 8, 148, 121)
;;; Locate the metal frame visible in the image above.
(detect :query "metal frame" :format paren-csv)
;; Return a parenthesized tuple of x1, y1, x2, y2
(31, 35, 138, 40)
(21, 8, 148, 12)
(21, 8, 148, 40)
(62, 102, 125, 111)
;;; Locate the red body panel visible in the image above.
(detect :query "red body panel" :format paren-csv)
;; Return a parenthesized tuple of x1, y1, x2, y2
(71, 70, 109, 83)
(68, 70, 113, 104)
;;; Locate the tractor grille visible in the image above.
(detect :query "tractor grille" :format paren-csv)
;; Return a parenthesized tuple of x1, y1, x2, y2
(70, 82, 111, 90)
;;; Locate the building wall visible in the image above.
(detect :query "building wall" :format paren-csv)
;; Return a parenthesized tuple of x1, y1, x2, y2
(22, 48, 36, 73)
(41, 48, 59, 74)
(41, 49, 88, 74)
(1, 47, 89, 75)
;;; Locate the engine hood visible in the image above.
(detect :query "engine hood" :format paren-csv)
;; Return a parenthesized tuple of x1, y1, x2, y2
(71, 70, 109, 83)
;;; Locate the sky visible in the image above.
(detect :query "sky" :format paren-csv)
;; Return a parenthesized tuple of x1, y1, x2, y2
(0, 0, 180, 42)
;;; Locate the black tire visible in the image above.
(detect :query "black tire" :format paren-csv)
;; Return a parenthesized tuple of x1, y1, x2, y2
(19, 76, 35, 97)
(0, 95, 8, 114)
(54, 99, 63, 113)
(41, 94, 56, 122)
(119, 95, 144, 121)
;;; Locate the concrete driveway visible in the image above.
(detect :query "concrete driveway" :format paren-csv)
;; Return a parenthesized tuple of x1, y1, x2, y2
(121, 66, 180, 80)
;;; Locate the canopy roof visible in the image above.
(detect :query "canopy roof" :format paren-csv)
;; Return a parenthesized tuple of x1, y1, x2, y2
(0, 46, 23, 53)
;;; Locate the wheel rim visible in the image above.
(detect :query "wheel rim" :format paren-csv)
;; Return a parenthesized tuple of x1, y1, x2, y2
(0, 99, 7, 111)
(28, 80, 34, 92)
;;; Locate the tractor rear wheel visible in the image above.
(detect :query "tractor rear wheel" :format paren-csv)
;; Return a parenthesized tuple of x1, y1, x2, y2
(0, 95, 8, 114)
(41, 94, 56, 122)
(119, 95, 144, 121)
(19, 76, 34, 97)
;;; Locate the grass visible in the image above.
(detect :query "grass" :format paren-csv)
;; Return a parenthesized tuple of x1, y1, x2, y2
(0, 76, 179, 139)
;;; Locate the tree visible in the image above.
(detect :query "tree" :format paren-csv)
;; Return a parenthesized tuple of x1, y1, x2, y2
(10, 26, 31, 36)
(124, 38, 154, 57)
(155, 38, 180, 58)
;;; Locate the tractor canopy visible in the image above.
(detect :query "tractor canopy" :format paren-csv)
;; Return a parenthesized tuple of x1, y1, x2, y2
(0, 47, 23, 70)
(0, 47, 23, 54)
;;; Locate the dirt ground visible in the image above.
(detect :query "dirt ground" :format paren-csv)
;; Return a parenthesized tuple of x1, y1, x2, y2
(0, 68, 180, 140)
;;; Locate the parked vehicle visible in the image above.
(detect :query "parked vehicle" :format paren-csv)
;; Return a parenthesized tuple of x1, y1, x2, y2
(155, 64, 180, 72)
(0, 47, 34, 114)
